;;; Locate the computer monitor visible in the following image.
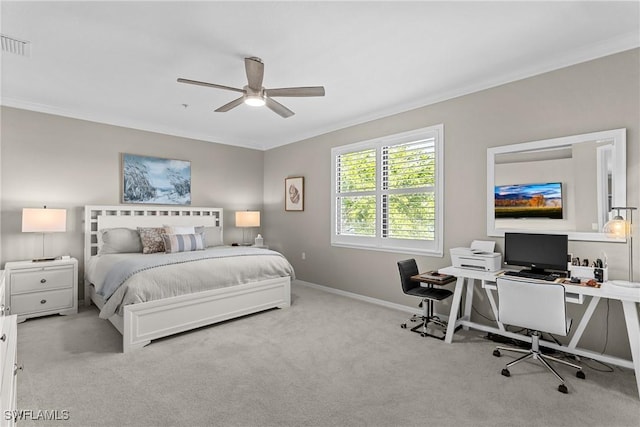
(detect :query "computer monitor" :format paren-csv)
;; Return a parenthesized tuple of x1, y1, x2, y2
(504, 232, 568, 274)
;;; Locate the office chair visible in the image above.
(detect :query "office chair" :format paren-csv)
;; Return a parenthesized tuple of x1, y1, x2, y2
(398, 259, 453, 339)
(492, 276, 585, 393)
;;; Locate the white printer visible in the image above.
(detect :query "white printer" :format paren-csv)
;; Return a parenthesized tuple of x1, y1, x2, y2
(450, 240, 502, 272)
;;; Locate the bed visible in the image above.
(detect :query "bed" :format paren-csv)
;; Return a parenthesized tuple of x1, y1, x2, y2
(83, 205, 293, 352)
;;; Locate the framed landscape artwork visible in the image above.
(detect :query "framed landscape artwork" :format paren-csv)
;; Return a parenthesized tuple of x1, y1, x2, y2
(494, 182, 562, 219)
(121, 153, 191, 205)
(285, 176, 304, 211)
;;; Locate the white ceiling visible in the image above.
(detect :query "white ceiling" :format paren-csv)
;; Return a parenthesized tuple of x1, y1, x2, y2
(1, 1, 638, 150)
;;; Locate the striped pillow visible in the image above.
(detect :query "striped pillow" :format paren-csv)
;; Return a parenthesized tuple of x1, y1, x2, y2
(162, 233, 205, 253)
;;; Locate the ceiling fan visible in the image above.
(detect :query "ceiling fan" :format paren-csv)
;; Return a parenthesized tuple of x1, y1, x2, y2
(177, 57, 325, 118)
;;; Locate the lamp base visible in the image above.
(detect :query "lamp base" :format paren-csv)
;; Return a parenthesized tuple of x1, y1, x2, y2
(609, 280, 640, 288)
(32, 257, 57, 263)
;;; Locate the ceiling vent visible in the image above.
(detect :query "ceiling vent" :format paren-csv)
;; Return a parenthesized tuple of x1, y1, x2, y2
(1, 34, 31, 57)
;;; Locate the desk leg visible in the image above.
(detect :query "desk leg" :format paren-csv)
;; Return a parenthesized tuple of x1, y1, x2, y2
(568, 296, 600, 349)
(484, 286, 504, 332)
(462, 278, 474, 331)
(621, 300, 640, 398)
(445, 277, 466, 344)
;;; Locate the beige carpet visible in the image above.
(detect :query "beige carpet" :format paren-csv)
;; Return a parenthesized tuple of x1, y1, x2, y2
(15, 281, 640, 427)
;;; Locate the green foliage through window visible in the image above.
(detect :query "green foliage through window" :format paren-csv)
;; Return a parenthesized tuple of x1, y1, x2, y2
(335, 138, 436, 241)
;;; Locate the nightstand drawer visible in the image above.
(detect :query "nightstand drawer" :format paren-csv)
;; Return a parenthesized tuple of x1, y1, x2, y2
(0, 314, 17, 422)
(10, 267, 73, 294)
(1, 270, 6, 317)
(0, 315, 11, 366)
(11, 288, 73, 315)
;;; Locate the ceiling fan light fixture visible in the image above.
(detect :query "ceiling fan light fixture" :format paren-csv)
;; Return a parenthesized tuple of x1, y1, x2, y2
(177, 56, 325, 117)
(244, 95, 266, 107)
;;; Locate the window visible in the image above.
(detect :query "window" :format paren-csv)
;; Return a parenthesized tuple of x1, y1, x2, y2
(331, 124, 443, 256)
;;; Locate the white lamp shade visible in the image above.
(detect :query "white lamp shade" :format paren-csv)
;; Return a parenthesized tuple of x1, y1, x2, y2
(603, 217, 629, 238)
(235, 211, 260, 227)
(22, 208, 67, 232)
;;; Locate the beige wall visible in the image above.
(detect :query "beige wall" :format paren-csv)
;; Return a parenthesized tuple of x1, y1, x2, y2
(0, 108, 265, 285)
(263, 48, 639, 359)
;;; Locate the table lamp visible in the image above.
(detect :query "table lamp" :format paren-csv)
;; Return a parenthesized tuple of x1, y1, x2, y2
(603, 206, 638, 288)
(235, 211, 260, 246)
(22, 206, 67, 262)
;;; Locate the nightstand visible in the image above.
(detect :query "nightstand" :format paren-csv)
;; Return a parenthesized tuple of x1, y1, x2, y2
(4, 258, 78, 323)
(1, 269, 18, 424)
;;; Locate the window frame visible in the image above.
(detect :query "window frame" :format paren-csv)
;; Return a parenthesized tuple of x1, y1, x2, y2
(331, 124, 444, 256)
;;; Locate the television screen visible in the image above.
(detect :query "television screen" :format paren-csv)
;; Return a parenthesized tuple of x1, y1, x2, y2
(504, 232, 568, 273)
(494, 182, 563, 219)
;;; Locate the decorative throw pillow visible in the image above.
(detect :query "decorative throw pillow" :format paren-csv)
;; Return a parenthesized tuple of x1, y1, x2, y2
(195, 226, 223, 247)
(138, 227, 166, 254)
(98, 228, 142, 254)
(162, 233, 205, 253)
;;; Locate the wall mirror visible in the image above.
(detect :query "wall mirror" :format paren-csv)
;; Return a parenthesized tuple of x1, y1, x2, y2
(487, 128, 626, 241)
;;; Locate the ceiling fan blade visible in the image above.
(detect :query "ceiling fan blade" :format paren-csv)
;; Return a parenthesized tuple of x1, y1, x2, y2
(265, 86, 325, 97)
(265, 97, 294, 118)
(245, 57, 264, 91)
(177, 78, 244, 93)
(215, 96, 245, 112)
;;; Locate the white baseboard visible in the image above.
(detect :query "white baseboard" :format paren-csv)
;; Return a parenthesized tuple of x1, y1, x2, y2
(293, 279, 450, 321)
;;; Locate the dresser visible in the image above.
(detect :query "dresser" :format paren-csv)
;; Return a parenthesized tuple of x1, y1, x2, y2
(0, 270, 18, 426)
(4, 258, 78, 323)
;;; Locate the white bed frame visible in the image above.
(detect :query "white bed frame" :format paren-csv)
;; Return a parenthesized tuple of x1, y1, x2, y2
(83, 205, 291, 353)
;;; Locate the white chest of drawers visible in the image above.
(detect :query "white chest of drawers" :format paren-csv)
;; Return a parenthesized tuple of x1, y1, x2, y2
(0, 270, 18, 427)
(4, 258, 78, 323)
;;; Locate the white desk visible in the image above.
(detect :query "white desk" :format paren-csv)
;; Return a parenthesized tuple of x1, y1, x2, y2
(438, 266, 640, 398)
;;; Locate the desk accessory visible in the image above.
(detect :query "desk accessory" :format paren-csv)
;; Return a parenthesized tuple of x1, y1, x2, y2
(569, 265, 608, 283)
(419, 271, 454, 281)
(594, 268, 604, 282)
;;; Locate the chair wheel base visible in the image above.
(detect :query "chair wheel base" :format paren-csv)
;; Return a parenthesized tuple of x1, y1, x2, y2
(501, 368, 510, 377)
(420, 332, 427, 337)
(558, 384, 568, 394)
(401, 323, 407, 329)
(493, 349, 501, 357)
(576, 370, 585, 379)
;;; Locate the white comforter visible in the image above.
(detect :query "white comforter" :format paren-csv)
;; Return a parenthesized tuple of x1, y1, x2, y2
(86, 247, 295, 318)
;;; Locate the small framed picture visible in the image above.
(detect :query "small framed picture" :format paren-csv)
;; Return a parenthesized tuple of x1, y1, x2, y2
(285, 177, 304, 211)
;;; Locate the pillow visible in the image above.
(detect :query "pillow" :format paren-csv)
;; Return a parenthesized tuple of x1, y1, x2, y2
(162, 233, 205, 253)
(195, 226, 223, 247)
(138, 227, 166, 254)
(164, 225, 196, 235)
(98, 228, 142, 254)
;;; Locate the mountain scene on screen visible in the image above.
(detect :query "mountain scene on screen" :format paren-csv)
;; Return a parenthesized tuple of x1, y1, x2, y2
(494, 182, 562, 219)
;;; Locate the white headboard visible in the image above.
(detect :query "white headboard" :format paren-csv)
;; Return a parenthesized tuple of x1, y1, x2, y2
(84, 205, 223, 271)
